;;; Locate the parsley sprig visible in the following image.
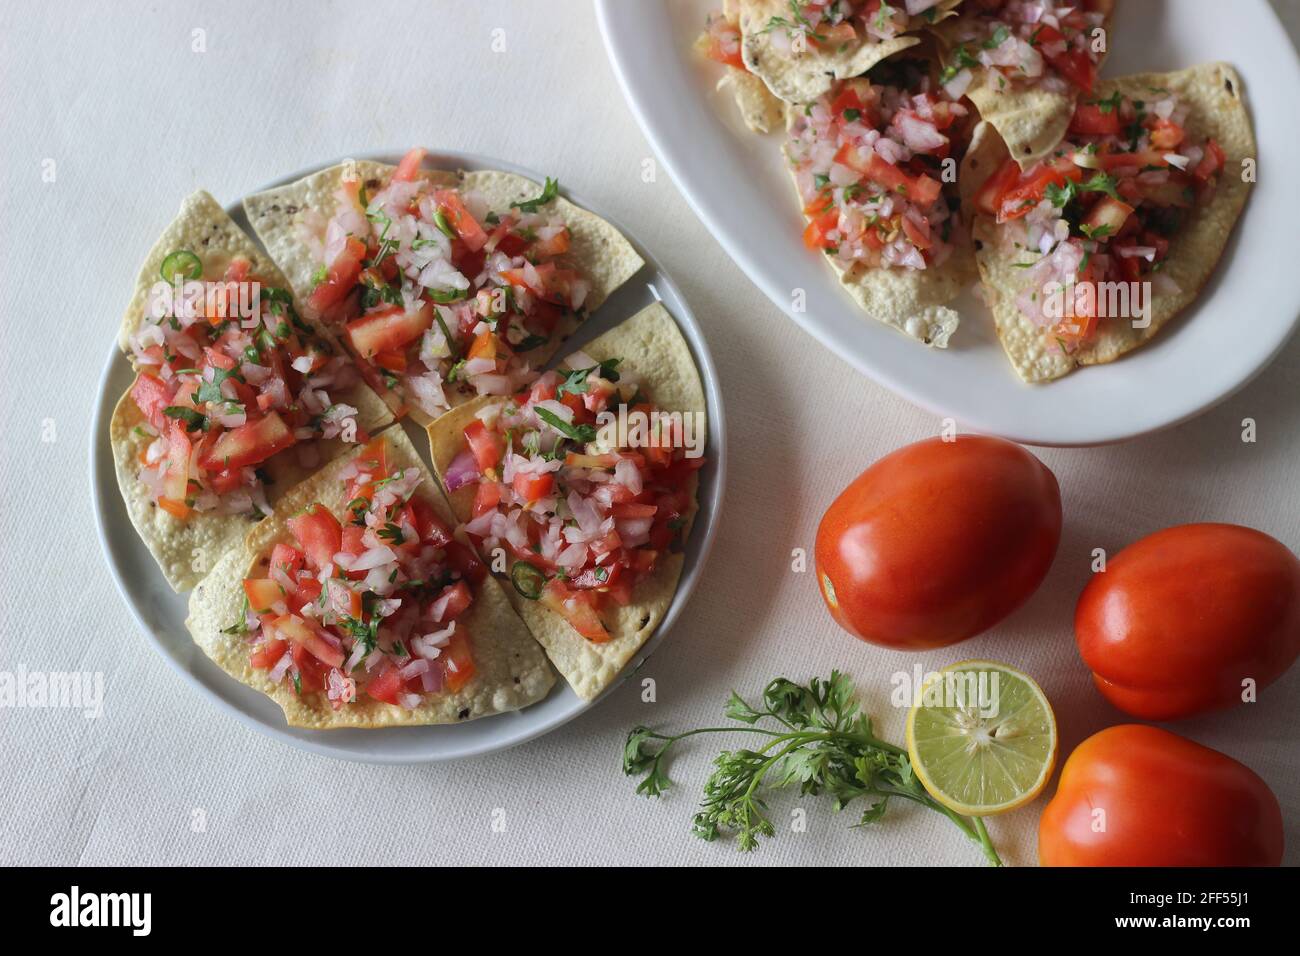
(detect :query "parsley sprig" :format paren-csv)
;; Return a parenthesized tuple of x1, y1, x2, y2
(623, 672, 1003, 864)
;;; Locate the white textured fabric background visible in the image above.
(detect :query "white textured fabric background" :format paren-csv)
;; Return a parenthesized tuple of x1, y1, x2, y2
(1, 0, 1297, 867)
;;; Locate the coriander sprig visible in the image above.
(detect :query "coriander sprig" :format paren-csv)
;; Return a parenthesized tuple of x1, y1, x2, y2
(623, 672, 1003, 865)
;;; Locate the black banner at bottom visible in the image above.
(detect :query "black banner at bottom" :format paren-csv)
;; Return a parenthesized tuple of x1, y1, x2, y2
(0, 866, 1289, 939)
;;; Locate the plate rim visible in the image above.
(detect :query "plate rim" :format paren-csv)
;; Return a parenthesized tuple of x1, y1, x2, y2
(595, 0, 1300, 447)
(92, 148, 727, 764)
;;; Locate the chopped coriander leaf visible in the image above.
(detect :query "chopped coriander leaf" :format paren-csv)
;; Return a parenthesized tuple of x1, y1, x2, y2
(982, 25, 1010, 49)
(377, 522, 405, 545)
(512, 177, 559, 214)
(556, 358, 621, 397)
(1080, 222, 1114, 240)
(194, 366, 239, 405)
(434, 308, 459, 360)
(1094, 90, 1123, 114)
(163, 406, 208, 432)
(535, 407, 597, 443)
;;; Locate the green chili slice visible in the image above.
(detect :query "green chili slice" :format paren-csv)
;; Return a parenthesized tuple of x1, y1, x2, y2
(432, 209, 456, 239)
(160, 249, 203, 283)
(510, 561, 546, 600)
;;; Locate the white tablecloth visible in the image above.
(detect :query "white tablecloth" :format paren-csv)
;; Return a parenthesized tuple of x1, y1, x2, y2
(2, 0, 1297, 867)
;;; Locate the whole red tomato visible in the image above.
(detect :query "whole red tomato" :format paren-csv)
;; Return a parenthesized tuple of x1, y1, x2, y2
(814, 435, 1061, 650)
(1075, 523, 1300, 720)
(1039, 724, 1284, 866)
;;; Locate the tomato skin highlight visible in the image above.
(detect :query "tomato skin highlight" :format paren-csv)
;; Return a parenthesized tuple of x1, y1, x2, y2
(1074, 523, 1300, 720)
(1038, 725, 1284, 867)
(814, 436, 1061, 650)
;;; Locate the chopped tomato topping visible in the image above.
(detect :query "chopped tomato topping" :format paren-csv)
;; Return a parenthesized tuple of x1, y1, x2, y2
(433, 190, 488, 252)
(287, 504, 343, 573)
(512, 471, 554, 503)
(308, 237, 366, 312)
(200, 412, 295, 471)
(1070, 103, 1122, 137)
(244, 578, 284, 615)
(463, 419, 504, 474)
(441, 627, 477, 691)
(345, 302, 434, 359)
(393, 147, 427, 182)
(272, 614, 344, 669)
(539, 579, 609, 643)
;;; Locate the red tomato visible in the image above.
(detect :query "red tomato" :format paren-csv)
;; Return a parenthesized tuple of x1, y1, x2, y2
(1081, 196, 1134, 236)
(268, 543, 304, 580)
(393, 147, 426, 182)
(207, 467, 244, 495)
(249, 637, 288, 670)
(345, 302, 433, 359)
(802, 204, 840, 251)
(513, 471, 554, 503)
(243, 578, 283, 615)
(472, 480, 501, 517)
(365, 664, 406, 705)
(199, 412, 295, 471)
(157, 419, 193, 511)
(446, 540, 487, 586)
(972, 158, 1025, 218)
(407, 495, 452, 547)
(832, 146, 942, 207)
(129, 372, 172, 431)
(271, 614, 344, 669)
(441, 627, 477, 692)
(1148, 118, 1185, 150)
(431, 581, 473, 623)
(1194, 137, 1227, 183)
(287, 504, 343, 573)
(463, 419, 503, 474)
(814, 436, 1062, 650)
(308, 237, 365, 312)
(1069, 103, 1121, 136)
(1039, 725, 1284, 866)
(532, 227, 570, 257)
(540, 579, 609, 643)
(433, 190, 488, 251)
(997, 159, 1082, 223)
(1075, 523, 1300, 720)
(1048, 49, 1096, 93)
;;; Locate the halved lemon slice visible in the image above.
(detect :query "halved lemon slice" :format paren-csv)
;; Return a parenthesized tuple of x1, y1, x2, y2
(905, 660, 1057, 817)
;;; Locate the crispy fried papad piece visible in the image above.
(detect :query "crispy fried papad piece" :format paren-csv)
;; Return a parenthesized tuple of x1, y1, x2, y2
(426, 303, 706, 701)
(185, 426, 554, 729)
(931, 5, 1115, 169)
(740, 0, 963, 104)
(112, 192, 392, 592)
(698, 0, 787, 133)
(243, 161, 644, 427)
(961, 64, 1254, 382)
(782, 62, 977, 348)
(830, 226, 976, 348)
(111, 392, 257, 593)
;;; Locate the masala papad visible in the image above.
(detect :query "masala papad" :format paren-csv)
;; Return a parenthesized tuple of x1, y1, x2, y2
(186, 425, 554, 729)
(426, 302, 707, 701)
(961, 63, 1254, 382)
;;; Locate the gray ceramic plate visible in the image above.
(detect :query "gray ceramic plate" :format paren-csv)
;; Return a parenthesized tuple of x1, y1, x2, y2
(91, 150, 727, 764)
